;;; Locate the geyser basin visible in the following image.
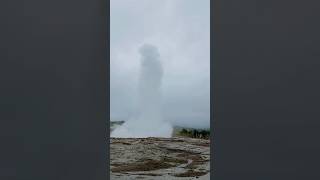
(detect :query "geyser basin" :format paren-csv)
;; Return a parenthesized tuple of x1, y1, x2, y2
(111, 44, 173, 138)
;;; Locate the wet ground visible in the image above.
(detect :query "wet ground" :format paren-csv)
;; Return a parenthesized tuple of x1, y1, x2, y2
(110, 137, 210, 180)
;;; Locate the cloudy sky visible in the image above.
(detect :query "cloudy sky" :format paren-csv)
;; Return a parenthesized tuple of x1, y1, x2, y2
(110, 0, 210, 129)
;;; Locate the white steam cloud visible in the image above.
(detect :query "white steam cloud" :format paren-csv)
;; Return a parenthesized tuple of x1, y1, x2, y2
(111, 44, 173, 138)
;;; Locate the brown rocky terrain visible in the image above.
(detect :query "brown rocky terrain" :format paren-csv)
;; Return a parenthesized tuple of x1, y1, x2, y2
(110, 137, 210, 180)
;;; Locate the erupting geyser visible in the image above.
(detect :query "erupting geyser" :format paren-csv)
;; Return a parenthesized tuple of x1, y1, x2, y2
(111, 44, 173, 138)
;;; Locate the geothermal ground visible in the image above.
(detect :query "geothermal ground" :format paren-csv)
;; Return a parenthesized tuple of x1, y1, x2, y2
(110, 137, 210, 180)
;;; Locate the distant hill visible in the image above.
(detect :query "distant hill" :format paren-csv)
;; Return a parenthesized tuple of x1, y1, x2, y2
(111, 121, 125, 126)
(173, 126, 210, 139)
(110, 121, 125, 132)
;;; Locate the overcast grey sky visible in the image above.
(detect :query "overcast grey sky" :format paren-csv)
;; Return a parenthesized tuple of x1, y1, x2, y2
(110, 0, 210, 128)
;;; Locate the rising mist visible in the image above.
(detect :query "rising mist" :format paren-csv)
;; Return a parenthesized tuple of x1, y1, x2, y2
(111, 44, 173, 138)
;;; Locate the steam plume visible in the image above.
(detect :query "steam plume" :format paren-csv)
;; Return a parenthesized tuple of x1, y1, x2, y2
(111, 44, 172, 138)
